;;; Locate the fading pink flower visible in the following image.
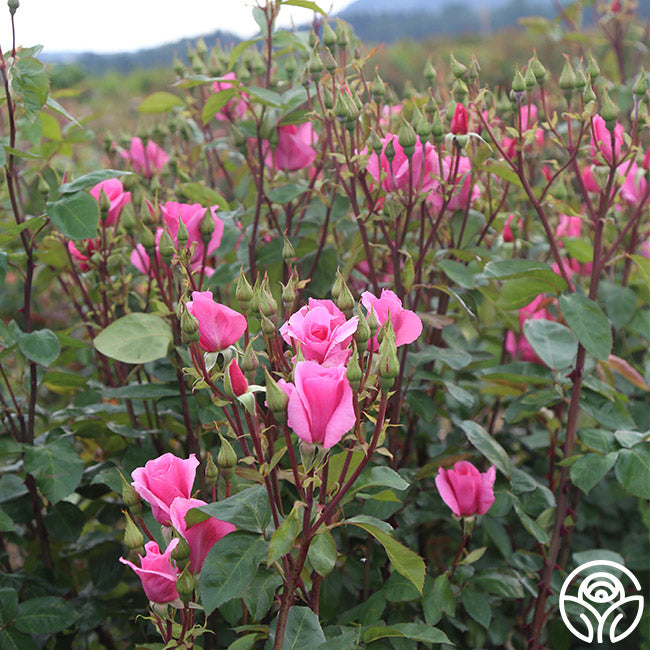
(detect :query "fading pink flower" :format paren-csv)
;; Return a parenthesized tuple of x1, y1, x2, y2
(185, 290, 247, 352)
(120, 539, 180, 604)
(279, 360, 356, 449)
(90, 178, 131, 227)
(361, 289, 422, 351)
(170, 497, 236, 574)
(131, 453, 199, 526)
(280, 299, 358, 367)
(264, 123, 317, 171)
(435, 461, 496, 517)
(121, 137, 169, 178)
(212, 72, 247, 121)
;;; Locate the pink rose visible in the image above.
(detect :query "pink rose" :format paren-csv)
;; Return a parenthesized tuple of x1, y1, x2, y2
(130, 228, 164, 277)
(170, 497, 236, 574)
(590, 114, 624, 165)
(264, 123, 317, 171)
(379, 104, 402, 129)
(619, 161, 648, 206)
(212, 72, 247, 122)
(519, 104, 544, 147)
(556, 214, 582, 241)
(360, 289, 423, 351)
(121, 137, 169, 178)
(185, 291, 247, 352)
(119, 539, 180, 604)
(226, 359, 249, 396)
(90, 178, 131, 227)
(450, 103, 469, 135)
(502, 214, 522, 242)
(442, 155, 481, 211)
(68, 238, 100, 273)
(160, 201, 224, 269)
(366, 133, 440, 194)
(279, 360, 356, 449)
(435, 461, 496, 517)
(280, 299, 358, 367)
(131, 453, 199, 526)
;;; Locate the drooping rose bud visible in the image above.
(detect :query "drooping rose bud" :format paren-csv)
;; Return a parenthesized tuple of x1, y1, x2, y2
(225, 359, 249, 397)
(450, 103, 469, 135)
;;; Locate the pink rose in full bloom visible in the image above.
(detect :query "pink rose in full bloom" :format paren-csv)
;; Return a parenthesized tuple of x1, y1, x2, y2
(130, 228, 164, 277)
(68, 238, 100, 273)
(160, 201, 224, 269)
(361, 289, 423, 351)
(90, 178, 131, 227)
(170, 497, 236, 574)
(279, 360, 356, 449)
(121, 137, 170, 178)
(435, 461, 496, 517)
(505, 294, 553, 364)
(212, 72, 247, 122)
(366, 133, 440, 194)
(131, 453, 199, 526)
(185, 291, 248, 352)
(264, 123, 317, 171)
(119, 539, 180, 604)
(590, 114, 624, 164)
(280, 299, 358, 367)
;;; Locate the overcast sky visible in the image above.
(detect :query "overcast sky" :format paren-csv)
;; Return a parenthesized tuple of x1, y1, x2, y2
(1, 0, 355, 54)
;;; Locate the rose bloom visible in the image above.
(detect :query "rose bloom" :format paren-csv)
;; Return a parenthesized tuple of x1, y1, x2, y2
(119, 539, 180, 604)
(121, 137, 169, 178)
(361, 289, 423, 351)
(590, 114, 624, 165)
(90, 178, 131, 227)
(185, 290, 248, 352)
(279, 360, 356, 449)
(212, 72, 247, 121)
(280, 299, 358, 367)
(68, 238, 100, 273)
(264, 123, 317, 171)
(502, 214, 523, 243)
(131, 453, 199, 526)
(170, 497, 236, 574)
(435, 461, 496, 517)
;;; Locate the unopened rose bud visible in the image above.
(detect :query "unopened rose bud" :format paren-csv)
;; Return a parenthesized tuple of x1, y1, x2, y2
(574, 68, 588, 91)
(259, 279, 278, 318)
(285, 53, 297, 78)
(384, 136, 396, 163)
(397, 118, 417, 157)
(308, 48, 323, 80)
(120, 203, 137, 235)
(511, 67, 526, 95)
(368, 131, 383, 155)
(322, 20, 337, 49)
(587, 52, 600, 81)
(335, 272, 355, 315)
(171, 534, 191, 563)
(559, 58, 576, 93)
(450, 53, 467, 80)
(413, 107, 430, 140)
(198, 208, 215, 245)
(600, 89, 619, 130)
(367, 307, 380, 336)
(431, 110, 445, 142)
(322, 87, 334, 110)
(159, 229, 176, 264)
(584, 85, 597, 105)
(176, 565, 194, 603)
(140, 226, 156, 253)
(236, 271, 254, 309)
(371, 72, 386, 99)
(322, 47, 337, 73)
(124, 512, 144, 550)
(450, 103, 469, 135)
(633, 69, 647, 98)
(281, 280, 295, 306)
(261, 314, 276, 336)
(346, 347, 363, 392)
(181, 308, 201, 343)
(240, 340, 259, 376)
(424, 59, 436, 85)
(225, 359, 249, 398)
(7, 0, 19, 15)
(336, 21, 349, 48)
(217, 433, 237, 480)
(355, 309, 370, 348)
(265, 368, 289, 422)
(531, 52, 547, 84)
(282, 235, 295, 260)
(452, 80, 469, 104)
(308, 26, 318, 48)
(205, 451, 219, 486)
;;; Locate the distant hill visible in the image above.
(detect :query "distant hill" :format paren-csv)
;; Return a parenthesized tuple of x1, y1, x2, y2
(341, 0, 508, 12)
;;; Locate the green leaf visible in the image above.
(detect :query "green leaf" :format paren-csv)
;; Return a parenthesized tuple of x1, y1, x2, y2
(523, 319, 578, 369)
(101, 383, 180, 400)
(244, 86, 283, 107)
(409, 345, 472, 370)
(59, 169, 132, 194)
(0, 508, 15, 533)
(580, 390, 636, 430)
(348, 521, 425, 594)
(485, 160, 524, 188)
(241, 568, 282, 620)
(423, 574, 455, 625)
(570, 452, 618, 494)
(267, 183, 307, 204)
(349, 466, 409, 495)
(483, 259, 552, 278)
(267, 502, 303, 566)
(11, 56, 49, 121)
(308, 530, 337, 577)
(438, 259, 475, 289)
(279, 606, 326, 649)
(0, 627, 37, 650)
(195, 485, 272, 534)
(459, 420, 512, 477)
(514, 500, 549, 544)
(499, 274, 566, 310)
(472, 570, 524, 598)
(138, 91, 184, 113)
(559, 294, 612, 360)
(363, 624, 451, 645)
(200, 532, 267, 614)
(227, 635, 258, 650)
(0, 588, 17, 626)
(18, 329, 60, 367)
(0, 251, 7, 286)
(177, 183, 229, 210)
(615, 444, 650, 499)
(94, 313, 172, 364)
(227, 39, 263, 71)
(14, 596, 81, 634)
(44, 501, 85, 542)
(47, 191, 99, 240)
(202, 89, 237, 124)
(461, 587, 492, 628)
(24, 438, 84, 504)
(280, 0, 327, 15)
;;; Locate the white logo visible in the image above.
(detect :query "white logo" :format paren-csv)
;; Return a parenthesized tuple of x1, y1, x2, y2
(559, 560, 644, 644)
